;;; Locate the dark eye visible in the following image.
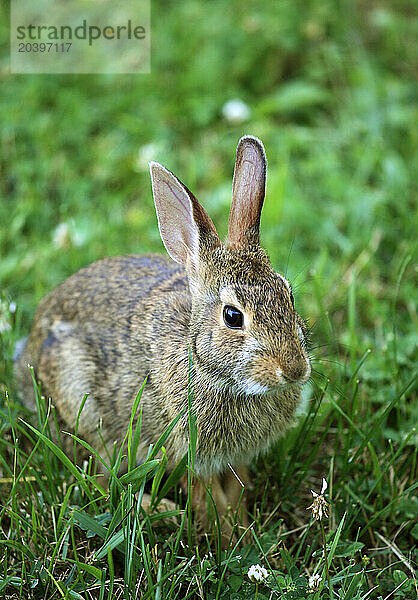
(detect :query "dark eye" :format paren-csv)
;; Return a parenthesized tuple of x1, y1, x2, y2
(290, 289, 295, 307)
(223, 305, 243, 329)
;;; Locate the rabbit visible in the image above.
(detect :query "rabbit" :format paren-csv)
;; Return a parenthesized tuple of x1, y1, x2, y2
(14, 135, 311, 541)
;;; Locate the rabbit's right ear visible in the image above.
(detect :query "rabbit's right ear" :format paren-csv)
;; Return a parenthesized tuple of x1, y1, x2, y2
(228, 136, 267, 248)
(149, 162, 220, 269)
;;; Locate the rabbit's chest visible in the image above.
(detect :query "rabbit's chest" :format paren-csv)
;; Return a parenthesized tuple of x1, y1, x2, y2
(193, 388, 300, 476)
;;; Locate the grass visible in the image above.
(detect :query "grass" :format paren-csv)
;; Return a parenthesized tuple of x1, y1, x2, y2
(0, 0, 417, 597)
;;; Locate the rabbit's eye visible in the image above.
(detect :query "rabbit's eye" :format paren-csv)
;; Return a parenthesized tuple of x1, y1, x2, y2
(223, 305, 243, 329)
(290, 290, 295, 307)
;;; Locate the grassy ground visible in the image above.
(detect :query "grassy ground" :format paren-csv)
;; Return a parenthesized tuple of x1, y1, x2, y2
(0, 1, 417, 598)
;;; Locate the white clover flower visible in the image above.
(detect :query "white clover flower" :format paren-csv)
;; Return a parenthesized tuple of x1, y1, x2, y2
(0, 299, 11, 333)
(52, 221, 86, 249)
(247, 564, 268, 584)
(222, 99, 251, 123)
(9, 301, 17, 314)
(52, 222, 71, 248)
(134, 142, 161, 172)
(308, 573, 322, 590)
(307, 477, 330, 520)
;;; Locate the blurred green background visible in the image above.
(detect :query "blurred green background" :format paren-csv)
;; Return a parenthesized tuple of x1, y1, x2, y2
(0, 1, 417, 594)
(1, 0, 416, 321)
(0, 0, 416, 406)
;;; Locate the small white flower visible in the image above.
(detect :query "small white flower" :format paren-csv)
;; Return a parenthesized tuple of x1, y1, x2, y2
(52, 221, 86, 249)
(247, 564, 268, 584)
(307, 478, 330, 520)
(52, 222, 71, 248)
(0, 300, 11, 333)
(9, 302, 17, 314)
(134, 142, 161, 172)
(0, 318, 11, 334)
(308, 573, 322, 590)
(222, 99, 251, 123)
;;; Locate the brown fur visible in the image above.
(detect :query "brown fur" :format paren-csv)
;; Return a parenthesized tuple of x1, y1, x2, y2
(14, 136, 311, 543)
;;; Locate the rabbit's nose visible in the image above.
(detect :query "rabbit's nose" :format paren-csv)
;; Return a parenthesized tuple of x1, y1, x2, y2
(280, 358, 311, 384)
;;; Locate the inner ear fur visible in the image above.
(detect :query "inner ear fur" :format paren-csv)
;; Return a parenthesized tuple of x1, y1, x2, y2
(228, 135, 267, 248)
(149, 161, 220, 268)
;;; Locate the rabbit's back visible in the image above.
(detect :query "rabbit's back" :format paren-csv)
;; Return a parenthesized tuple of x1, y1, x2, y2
(35, 254, 186, 325)
(15, 254, 190, 453)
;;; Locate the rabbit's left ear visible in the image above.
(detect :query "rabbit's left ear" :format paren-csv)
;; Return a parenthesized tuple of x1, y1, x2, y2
(150, 162, 220, 269)
(228, 135, 267, 248)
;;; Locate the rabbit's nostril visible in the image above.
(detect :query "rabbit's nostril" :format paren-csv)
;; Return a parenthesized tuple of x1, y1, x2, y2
(282, 359, 310, 383)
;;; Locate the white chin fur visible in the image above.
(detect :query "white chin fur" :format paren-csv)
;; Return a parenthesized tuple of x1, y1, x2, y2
(232, 379, 270, 396)
(205, 373, 270, 397)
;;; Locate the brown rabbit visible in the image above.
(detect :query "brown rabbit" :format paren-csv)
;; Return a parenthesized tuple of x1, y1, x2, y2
(15, 136, 311, 541)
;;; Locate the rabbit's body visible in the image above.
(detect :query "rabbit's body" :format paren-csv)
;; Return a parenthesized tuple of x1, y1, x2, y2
(16, 254, 190, 465)
(16, 251, 303, 477)
(15, 136, 311, 536)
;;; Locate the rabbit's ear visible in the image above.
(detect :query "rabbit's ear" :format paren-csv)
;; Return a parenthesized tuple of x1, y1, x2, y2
(150, 162, 220, 268)
(228, 135, 267, 248)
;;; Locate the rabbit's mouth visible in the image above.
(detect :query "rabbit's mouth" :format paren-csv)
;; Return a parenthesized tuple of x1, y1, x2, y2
(232, 378, 271, 396)
(231, 362, 311, 395)
(197, 363, 309, 397)
(230, 376, 300, 396)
